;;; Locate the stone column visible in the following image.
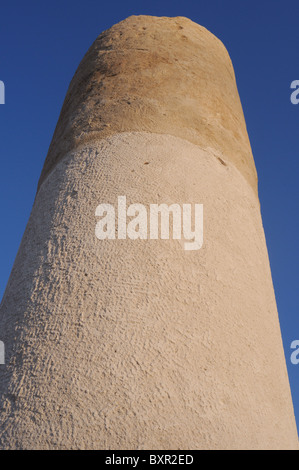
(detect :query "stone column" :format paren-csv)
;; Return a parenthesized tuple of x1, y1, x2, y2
(0, 15, 297, 449)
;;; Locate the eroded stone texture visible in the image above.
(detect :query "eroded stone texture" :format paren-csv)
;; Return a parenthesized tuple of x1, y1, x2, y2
(0, 16, 297, 449)
(38, 15, 256, 193)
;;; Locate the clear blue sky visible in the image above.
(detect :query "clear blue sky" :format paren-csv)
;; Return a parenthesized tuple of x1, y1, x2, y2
(0, 0, 298, 436)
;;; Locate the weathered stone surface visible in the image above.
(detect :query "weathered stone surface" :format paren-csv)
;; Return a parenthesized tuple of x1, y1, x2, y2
(38, 15, 257, 193)
(0, 15, 297, 449)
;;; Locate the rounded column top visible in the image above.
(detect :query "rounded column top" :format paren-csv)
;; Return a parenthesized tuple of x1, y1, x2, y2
(38, 15, 257, 193)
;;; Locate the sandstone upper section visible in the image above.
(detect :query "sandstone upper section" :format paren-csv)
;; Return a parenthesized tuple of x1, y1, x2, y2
(37, 15, 257, 193)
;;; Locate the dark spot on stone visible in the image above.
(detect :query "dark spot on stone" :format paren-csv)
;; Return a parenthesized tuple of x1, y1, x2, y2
(218, 157, 227, 166)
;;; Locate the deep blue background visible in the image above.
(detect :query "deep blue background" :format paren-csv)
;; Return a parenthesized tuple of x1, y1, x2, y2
(0, 0, 298, 437)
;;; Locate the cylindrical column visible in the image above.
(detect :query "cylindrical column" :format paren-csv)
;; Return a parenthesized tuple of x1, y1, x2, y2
(0, 15, 297, 449)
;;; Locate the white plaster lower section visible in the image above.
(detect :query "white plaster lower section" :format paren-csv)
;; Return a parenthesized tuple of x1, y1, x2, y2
(0, 132, 297, 449)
